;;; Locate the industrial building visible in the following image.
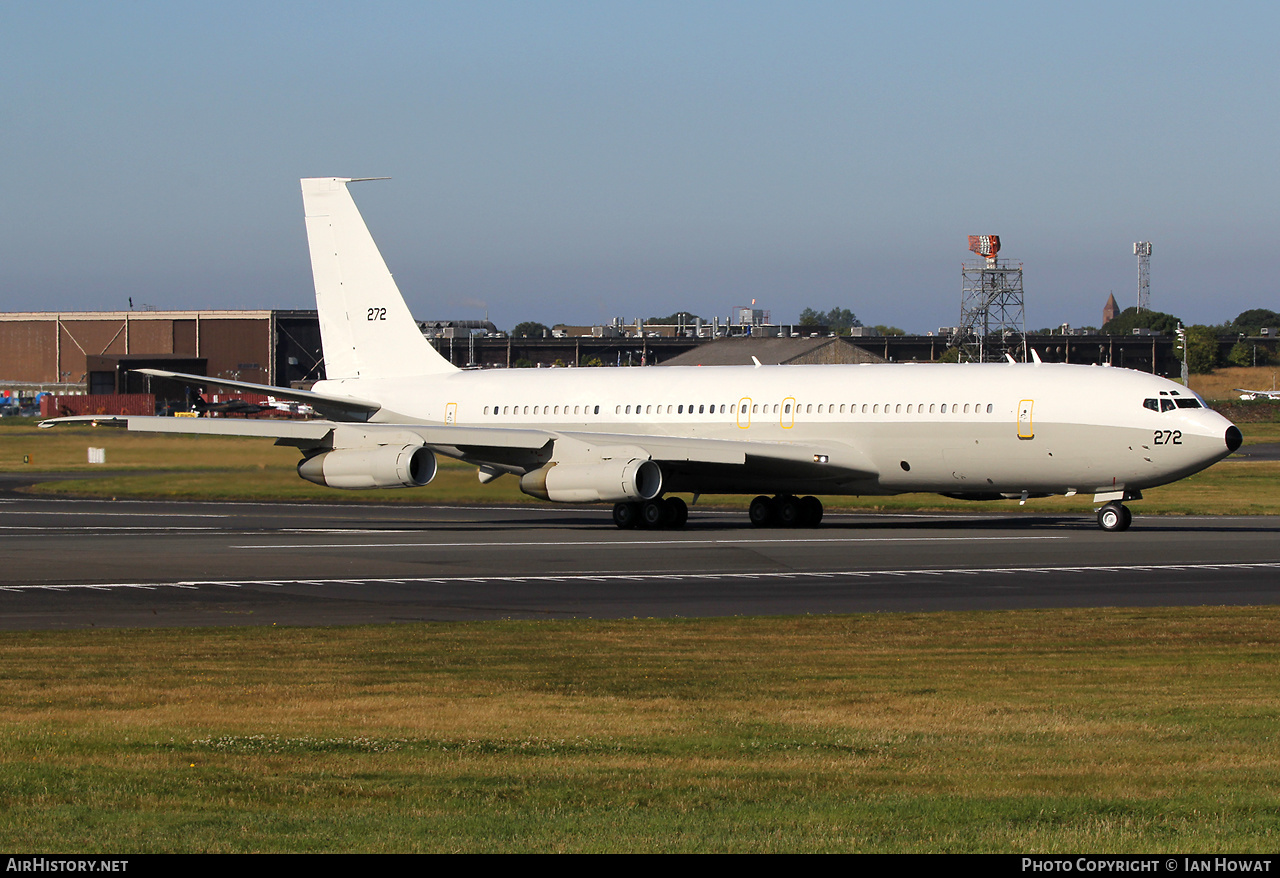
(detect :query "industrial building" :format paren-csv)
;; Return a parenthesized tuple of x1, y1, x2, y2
(0, 310, 324, 400)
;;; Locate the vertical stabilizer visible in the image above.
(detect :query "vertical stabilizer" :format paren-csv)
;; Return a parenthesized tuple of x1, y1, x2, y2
(301, 177, 457, 379)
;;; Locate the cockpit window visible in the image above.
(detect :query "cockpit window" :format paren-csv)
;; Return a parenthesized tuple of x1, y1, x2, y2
(1174, 398, 1202, 409)
(1143, 398, 1159, 412)
(1160, 399, 1175, 412)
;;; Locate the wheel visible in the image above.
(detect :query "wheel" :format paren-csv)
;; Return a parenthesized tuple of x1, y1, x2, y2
(799, 495, 823, 527)
(1097, 502, 1131, 532)
(749, 495, 774, 527)
(663, 496, 688, 529)
(640, 499, 666, 529)
(613, 501, 639, 529)
(775, 495, 802, 528)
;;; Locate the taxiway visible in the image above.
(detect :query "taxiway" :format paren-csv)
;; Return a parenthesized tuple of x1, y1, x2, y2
(1, 496, 1278, 630)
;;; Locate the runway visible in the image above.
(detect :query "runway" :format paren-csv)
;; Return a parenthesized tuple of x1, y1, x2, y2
(2, 494, 1278, 630)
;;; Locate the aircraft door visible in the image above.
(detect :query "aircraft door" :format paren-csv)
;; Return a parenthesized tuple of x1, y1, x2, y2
(1017, 399, 1034, 439)
(781, 397, 796, 430)
(737, 397, 752, 429)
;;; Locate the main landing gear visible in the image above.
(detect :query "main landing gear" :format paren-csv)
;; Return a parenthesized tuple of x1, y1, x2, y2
(1096, 502, 1133, 532)
(749, 494, 824, 528)
(613, 496, 688, 530)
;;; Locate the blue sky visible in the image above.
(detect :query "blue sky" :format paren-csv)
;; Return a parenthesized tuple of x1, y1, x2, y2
(2, 1, 1276, 333)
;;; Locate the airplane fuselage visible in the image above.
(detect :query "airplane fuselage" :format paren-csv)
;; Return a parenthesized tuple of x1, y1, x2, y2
(315, 360, 1238, 500)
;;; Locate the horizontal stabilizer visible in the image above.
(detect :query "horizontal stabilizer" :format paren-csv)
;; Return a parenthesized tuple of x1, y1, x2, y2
(132, 368, 381, 421)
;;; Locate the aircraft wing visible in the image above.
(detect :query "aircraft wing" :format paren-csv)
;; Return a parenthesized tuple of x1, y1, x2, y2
(38, 414, 338, 442)
(39, 415, 877, 481)
(131, 368, 381, 421)
(38, 414, 557, 453)
(551, 429, 877, 479)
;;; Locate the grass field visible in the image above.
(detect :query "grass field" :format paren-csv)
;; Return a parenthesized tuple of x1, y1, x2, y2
(2, 608, 1279, 852)
(6, 419, 1279, 515)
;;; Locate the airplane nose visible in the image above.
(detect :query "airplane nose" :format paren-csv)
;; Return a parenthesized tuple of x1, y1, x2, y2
(1226, 425, 1243, 453)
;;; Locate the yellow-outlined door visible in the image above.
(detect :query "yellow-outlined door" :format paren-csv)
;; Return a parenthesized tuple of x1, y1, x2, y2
(737, 397, 752, 429)
(1017, 399, 1034, 439)
(781, 397, 796, 430)
(445, 402, 458, 425)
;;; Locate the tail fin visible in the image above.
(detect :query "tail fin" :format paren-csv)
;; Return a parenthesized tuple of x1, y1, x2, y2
(301, 177, 457, 380)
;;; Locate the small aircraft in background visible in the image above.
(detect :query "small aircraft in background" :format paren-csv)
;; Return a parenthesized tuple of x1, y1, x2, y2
(266, 396, 316, 416)
(191, 395, 272, 416)
(1234, 381, 1280, 401)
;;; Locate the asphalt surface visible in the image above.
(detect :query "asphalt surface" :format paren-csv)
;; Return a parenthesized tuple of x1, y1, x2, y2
(2, 493, 1279, 630)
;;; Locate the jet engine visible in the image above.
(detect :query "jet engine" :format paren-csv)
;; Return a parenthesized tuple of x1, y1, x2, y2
(519, 458, 662, 503)
(297, 444, 437, 489)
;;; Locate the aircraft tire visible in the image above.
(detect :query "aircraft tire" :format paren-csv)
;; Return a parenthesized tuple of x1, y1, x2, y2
(640, 499, 666, 529)
(664, 496, 688, 529)
(748, 495, 774, 527)
(800, 495, 824, 527)
(776, 495, 802, 528)
(613, 502, 639, 529)
(1097, 502, 1131, 532)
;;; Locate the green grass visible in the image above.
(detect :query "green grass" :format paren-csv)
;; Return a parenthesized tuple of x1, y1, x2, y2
(10, 421, 1280, 514)
(2, 608, 1279, 852)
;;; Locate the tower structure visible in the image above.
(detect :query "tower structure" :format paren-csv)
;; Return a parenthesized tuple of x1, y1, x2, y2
(1134, 241, 1152, 311)
(955, 235, 1026, 362)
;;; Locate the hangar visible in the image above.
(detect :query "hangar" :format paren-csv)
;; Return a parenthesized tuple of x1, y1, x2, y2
(0, 310, 324, 399)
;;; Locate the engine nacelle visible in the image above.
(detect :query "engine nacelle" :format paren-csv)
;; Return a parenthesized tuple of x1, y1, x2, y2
(519, 458, 662, 503)
(297, 445, 437, 490)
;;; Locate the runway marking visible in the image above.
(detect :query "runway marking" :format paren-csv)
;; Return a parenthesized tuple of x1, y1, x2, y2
(0, 526, 222, 533)
(0, 510, 230, 518)
(4, 561, 1280, 593)
(228, 535, 1068, 550)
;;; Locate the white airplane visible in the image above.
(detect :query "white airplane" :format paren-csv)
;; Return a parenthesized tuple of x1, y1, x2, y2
(266, 396, 316, 416)
(42, 177, 1242, 532)
(1234, 388, 1280, 401)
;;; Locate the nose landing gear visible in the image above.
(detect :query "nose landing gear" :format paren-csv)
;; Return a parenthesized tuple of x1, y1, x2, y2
(1097, 502, 1132, 532)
